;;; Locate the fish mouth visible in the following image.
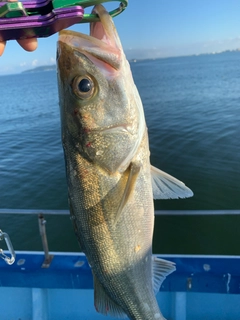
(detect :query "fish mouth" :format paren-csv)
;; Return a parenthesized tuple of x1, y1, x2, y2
(58, 4, 122, 70)
(90, 124, 134, 135)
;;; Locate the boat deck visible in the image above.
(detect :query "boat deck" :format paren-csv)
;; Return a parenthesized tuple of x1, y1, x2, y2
(1, 251, 240, 320)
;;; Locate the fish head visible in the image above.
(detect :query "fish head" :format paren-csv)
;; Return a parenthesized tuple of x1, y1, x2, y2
(57, 4, 145, 174)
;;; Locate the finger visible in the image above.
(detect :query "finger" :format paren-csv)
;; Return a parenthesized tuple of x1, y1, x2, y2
(0, 41, 6, 56)
(17, 38, 38, 51)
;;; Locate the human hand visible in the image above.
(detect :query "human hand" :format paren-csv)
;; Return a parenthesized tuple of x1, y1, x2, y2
(0, 0, 38, 56)
(0, 38, 38, 56)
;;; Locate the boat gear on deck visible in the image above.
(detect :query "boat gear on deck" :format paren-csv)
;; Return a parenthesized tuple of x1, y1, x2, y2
(38, 214, 54, 268)
(0, 229, 15, 265)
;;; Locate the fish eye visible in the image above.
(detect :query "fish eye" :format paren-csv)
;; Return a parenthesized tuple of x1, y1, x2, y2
(72, 75, 95, 99)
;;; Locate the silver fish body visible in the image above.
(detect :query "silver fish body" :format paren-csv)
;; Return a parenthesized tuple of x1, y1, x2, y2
(57, 5, 193, 319)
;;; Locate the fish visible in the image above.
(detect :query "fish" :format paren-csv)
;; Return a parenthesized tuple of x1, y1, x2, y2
(57, 4, 193, 320)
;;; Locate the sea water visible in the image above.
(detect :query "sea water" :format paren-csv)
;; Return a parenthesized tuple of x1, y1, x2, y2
(0, 52, 240, 254)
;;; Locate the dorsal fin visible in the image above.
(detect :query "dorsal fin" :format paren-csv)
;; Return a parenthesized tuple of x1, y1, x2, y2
(93, 272, 127, 318)
(151, 165, 193, 199)
(152, 257, 176, 295)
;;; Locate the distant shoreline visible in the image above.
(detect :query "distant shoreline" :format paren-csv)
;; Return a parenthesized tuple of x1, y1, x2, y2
(22, 65, 56, 73)
(18, 48, 240, 74)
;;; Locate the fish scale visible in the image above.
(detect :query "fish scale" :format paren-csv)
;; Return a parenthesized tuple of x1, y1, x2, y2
(57, 4, 193, 319)
(67, 127, 163, 319)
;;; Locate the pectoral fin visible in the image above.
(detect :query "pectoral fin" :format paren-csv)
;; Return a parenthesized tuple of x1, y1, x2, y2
(114, 162, 141, 226)
(93, 272, 127, 318)
(151, 165, 193, 199)
(152, 257, 176, 295)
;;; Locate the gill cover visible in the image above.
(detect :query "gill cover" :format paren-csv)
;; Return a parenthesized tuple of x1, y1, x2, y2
(57, 5, 145, 173)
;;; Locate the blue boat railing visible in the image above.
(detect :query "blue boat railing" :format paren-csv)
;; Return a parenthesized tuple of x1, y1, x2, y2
(1, 208, 240, 266)
(1, 250, 240, 320)
(1, 209, 240, 320)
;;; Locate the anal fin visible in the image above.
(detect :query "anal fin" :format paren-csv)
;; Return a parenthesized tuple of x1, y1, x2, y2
(152, 257, 176, 295)
(93, 272, 127, 318)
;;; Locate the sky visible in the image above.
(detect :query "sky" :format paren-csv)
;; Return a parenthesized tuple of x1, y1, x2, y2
(1, 0, 240, 74)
